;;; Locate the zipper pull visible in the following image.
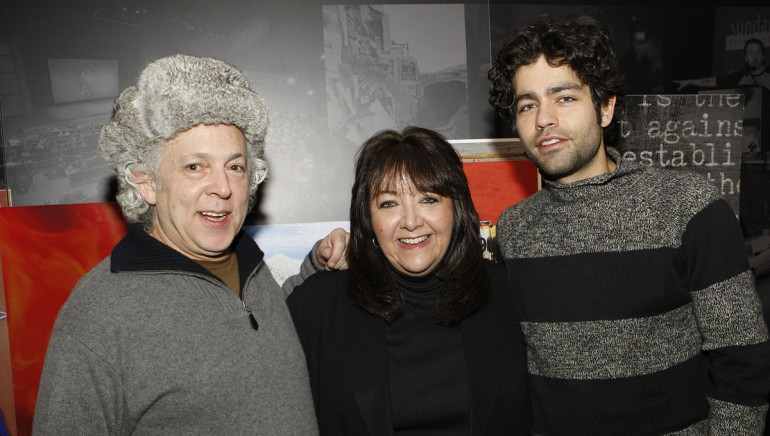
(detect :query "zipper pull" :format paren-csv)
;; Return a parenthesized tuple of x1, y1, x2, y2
(242, 300, 259, 331)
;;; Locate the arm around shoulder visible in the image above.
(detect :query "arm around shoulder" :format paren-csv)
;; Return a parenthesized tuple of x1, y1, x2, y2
(282, 227, 349, 296)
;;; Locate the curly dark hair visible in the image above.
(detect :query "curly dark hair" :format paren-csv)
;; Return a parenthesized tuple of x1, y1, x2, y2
(347, 126, 490, 325)
(488, 15, 625, 147)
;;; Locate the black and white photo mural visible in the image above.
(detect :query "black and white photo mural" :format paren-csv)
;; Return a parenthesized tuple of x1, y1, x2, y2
(0, 1, 494, 224)
(322, 4, 469, 144)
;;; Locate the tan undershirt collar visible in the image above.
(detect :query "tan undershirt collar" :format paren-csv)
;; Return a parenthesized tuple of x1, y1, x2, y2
(196, 252, 241, 296)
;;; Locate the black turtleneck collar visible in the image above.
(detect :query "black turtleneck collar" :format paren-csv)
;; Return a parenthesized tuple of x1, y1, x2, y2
(388, 264, 441, 293)
(387, 264, 443, 321)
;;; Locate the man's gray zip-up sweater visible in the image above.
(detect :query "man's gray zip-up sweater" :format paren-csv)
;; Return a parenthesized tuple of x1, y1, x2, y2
(33, 224, 319, 435)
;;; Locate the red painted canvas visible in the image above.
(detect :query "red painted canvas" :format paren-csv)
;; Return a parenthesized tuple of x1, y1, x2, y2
(0, 203, 127, 436)
(463, 159, 539, 224)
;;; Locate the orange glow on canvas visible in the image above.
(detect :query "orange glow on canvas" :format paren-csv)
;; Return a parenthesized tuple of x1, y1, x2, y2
(0, 203, 127, 436)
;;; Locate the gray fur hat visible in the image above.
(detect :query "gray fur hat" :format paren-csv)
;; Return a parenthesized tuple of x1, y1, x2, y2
(99, 54, 269, 226)
(100, 53, 268, 160)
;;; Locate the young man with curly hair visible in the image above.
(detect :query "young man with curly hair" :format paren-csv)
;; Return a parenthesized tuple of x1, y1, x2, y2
(488, 15, 770, 434)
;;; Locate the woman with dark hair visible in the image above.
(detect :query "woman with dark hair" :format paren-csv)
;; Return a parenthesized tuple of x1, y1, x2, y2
(287, 126, 528, 435)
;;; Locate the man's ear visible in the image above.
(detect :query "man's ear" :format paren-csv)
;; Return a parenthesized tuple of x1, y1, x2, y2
(600, 96, 617, 128)
(133, 170, 157, 205)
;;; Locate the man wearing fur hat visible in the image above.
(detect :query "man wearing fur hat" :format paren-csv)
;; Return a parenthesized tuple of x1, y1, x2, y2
(32, 54, 346, 434)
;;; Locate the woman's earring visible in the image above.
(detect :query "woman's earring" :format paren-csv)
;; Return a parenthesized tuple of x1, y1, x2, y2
(372, 237, 380, 248)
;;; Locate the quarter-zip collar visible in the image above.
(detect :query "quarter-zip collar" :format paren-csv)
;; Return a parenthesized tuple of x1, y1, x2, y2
(111, 223, 264, 291)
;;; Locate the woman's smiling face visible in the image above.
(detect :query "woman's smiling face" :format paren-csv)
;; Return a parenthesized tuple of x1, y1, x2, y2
(370, 177, 453, 277)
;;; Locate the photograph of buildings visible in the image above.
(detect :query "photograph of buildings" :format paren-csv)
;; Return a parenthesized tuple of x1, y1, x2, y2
(322, 4, 469, 146)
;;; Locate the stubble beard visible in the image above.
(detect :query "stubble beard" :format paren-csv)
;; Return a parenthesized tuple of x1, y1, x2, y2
(526, 127, 604, 183)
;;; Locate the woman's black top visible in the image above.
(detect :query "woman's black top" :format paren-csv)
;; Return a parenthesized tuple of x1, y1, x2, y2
(387, 270, 469, 435)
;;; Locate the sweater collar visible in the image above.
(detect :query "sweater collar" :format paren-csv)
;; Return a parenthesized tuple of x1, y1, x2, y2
(111, 224, 264, 282)
(542, 147, 623, 188)
(541, 147, 644, 198)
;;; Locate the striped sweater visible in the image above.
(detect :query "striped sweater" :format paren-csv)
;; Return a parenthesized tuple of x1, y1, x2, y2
(497, 148, 770, 435)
